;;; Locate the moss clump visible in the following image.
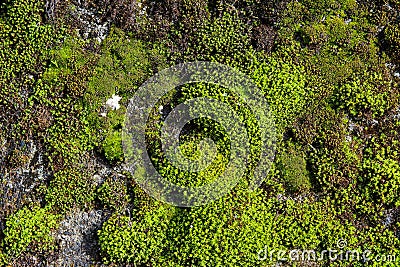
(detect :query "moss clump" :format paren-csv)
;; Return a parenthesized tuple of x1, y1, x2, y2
(45, 168, 96, 213)
(384, 22, 400, 64)
(103, 130, 124, 163)
(2, 205, 59, 258)
(100, 108, 125, 163)
(85, 27, 167, 164)
(277, 145, 311, 193)
(98, 204, 174, 264)
(97, 176, 130, 211)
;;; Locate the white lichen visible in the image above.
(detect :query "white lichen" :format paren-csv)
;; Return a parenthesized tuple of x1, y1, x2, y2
(106, 94, 122, 110)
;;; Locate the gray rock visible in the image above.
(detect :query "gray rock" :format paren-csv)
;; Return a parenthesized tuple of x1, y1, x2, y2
(49, 209, 107, 267)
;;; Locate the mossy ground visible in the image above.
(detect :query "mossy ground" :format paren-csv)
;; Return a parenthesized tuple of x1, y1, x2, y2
(1, 0, 400, 266)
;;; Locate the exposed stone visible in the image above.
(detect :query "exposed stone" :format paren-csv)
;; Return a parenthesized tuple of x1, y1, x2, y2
(49, 209, 107, 267)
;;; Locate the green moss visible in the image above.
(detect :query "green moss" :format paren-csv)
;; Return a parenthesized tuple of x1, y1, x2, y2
(103, 130, 124, 163)
(85, 27, 167, 164)
(331, 71, 396, 117)
(45, 168, 96, 213)
(384, 22, 400, 63)
(97, 176, 130, 211)
(1, 0, 400, 265)
(2, 205, 59, 258)
(101, 108, 125, 163)
(184, 12, 251, 64)
(277, 145, 311, 193)
(251, 52, 309, 133)
(86, 27, 167, 107)
(98, 204, 175, 264)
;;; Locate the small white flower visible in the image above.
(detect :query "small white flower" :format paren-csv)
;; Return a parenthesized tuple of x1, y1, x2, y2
(106, 94, 122, 110)
(100, 112, 107, 117)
